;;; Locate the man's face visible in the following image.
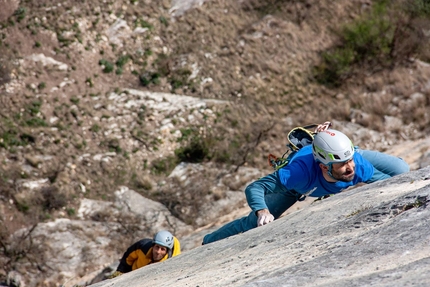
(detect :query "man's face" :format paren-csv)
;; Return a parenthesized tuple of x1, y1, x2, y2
(152, 244, 168, 262)
(331, 158, 355, 182)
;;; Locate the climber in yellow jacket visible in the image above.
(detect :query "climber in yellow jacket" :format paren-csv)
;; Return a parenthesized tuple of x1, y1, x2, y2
(115, 230, 181, 274)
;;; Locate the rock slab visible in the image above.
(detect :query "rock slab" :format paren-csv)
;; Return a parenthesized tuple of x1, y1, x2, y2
(89, 167, 430, 287)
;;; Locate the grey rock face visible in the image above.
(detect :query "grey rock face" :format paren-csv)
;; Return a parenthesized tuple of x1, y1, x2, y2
(89, 167, 430, 287)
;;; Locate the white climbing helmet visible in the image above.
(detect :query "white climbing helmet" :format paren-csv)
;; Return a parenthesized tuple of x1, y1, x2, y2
(312, 129, 354, 165)
(153, 230, 174, 249)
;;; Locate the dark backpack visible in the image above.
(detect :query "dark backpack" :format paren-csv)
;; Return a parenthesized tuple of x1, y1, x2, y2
(267, 124, 318, 170)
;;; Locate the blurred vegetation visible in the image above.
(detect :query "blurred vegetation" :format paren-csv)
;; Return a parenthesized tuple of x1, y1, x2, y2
(313, 0, 430, 87)
(0, 0, 429, 282)
(0, 100, 48, 150)
(0, 48, 12, 86)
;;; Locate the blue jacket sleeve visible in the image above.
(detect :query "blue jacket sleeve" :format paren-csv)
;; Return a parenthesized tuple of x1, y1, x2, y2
(244, 175, 273, 212)
(244, 172, 287, 213)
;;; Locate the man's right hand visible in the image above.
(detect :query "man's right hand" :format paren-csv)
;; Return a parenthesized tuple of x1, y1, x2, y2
(256, 209, 274, 226)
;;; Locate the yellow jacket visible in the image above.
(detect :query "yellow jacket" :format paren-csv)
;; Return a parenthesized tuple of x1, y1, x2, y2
(117, 237, 181, 273)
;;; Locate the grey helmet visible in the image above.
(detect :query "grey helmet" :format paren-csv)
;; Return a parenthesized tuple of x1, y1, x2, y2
(153, 230, 174, 250)
(312, 129, 354, 165)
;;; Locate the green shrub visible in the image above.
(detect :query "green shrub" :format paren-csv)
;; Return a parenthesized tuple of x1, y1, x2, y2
(144, 49, 152, 56)
(175, 138, 210, 163)
(56, 33, 72, 47)
(28, 101, 42, 116)
(314, 0, 430, 86)
(159, 16, 169, 27)
(16, 201, 30, 213)
(407, 0, 430, 17)
(37, 82, 46, 90)
(13, 7, 26, 23)
(135, 18, 153, 29)
(139, 72, 160, 86)
(106, 138, 122, 153)
(115, 55, 129, 68)
(67, 208, 76, 216)
(174, 127, 214, 163)
(0, 126, 18, 148)
(170, 68, 191, 91)
(0, 129, 36, 148)
(313, 48, 355, 87)
(341, 2, 393, 62)
(314, 1, 394, 86)
(151, 156, 178, 175)
(25, 118, 47, 127)
(90, 124, 100, 133)
(85, 77, 93, 87)
(99, 59, 114, 73)
(177, 127, 194, 142)
(70, 97, 79, 104)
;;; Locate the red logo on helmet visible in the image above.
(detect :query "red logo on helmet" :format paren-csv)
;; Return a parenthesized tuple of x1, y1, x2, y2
(323, 130, 336, 136)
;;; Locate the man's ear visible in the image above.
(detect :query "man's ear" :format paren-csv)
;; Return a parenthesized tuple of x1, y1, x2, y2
(319, 163, 328, 172)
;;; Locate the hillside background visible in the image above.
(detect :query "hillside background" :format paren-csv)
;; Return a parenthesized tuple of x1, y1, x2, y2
(0, 0, 430, 286)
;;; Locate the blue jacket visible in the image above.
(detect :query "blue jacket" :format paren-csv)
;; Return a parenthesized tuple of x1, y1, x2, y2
(278, 145, 374, 197)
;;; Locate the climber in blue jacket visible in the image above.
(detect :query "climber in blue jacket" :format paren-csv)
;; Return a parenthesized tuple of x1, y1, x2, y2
(203, 129, 409, 244)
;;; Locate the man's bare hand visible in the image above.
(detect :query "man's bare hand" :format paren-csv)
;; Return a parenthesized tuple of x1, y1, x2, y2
(256, 209, 274, 226)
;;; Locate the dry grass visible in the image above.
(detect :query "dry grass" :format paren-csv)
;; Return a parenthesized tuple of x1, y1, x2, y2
(0, 46, 13, 87)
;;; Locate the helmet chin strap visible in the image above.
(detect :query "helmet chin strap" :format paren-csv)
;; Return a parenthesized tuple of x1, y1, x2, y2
(326, 163, 337, 181)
